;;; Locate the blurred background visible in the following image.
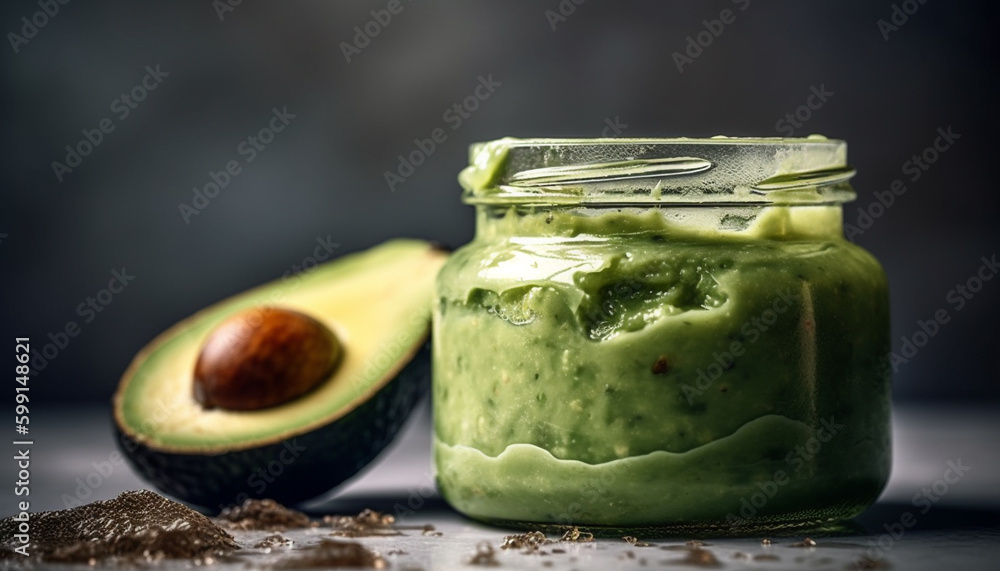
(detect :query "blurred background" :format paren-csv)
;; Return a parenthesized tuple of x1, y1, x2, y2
(1, 0, 998, 405)
(2, 9, 1000, 567)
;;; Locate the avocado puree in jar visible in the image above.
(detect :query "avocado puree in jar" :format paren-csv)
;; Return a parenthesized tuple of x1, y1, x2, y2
(433, 139, 891, 531)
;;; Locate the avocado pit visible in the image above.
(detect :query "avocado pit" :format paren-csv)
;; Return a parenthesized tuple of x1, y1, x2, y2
(193, 307, 341, 410)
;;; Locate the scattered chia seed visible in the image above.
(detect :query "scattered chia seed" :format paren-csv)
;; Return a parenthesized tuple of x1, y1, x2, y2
(275, 539, 386, 569)
(217, 498, 312, 530)
(467, 542, 500, 566)
(0, 490, 237, 564)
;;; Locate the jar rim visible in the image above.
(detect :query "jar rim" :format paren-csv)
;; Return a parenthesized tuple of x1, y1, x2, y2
(459, 136, 856, 206)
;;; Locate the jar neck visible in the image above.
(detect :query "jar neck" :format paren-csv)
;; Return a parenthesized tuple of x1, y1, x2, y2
(474, 205, 845, 242)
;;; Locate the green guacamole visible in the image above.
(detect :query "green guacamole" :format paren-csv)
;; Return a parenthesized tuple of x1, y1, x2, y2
(433, 140, 891, 533)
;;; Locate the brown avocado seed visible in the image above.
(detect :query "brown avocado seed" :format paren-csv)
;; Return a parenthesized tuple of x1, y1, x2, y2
(193, 307, 341, 410)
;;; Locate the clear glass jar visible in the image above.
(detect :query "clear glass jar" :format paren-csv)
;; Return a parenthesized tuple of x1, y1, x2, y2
(432, 137, 891, 535)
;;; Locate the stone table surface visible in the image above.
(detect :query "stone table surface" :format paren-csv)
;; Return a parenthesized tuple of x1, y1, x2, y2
(2, 402, 998, 570)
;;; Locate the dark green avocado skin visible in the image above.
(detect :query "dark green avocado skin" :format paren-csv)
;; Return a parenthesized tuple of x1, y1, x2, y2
(115, 346, 428, 512)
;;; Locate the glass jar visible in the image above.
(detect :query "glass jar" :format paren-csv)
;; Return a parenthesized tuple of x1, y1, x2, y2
(432, 137, 891, 535)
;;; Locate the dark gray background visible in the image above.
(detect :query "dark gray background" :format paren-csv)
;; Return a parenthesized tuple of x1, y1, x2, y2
(2, 0, 997, 404)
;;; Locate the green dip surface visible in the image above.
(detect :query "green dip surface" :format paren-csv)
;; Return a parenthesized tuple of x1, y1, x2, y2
(433, 138, 891, 533)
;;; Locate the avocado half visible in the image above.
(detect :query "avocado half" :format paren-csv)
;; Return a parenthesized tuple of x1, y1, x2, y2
(113, 240, 447, 510)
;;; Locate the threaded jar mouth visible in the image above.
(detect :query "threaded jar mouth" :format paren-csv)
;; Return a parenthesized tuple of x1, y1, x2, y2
(459, 136, 856, 206)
